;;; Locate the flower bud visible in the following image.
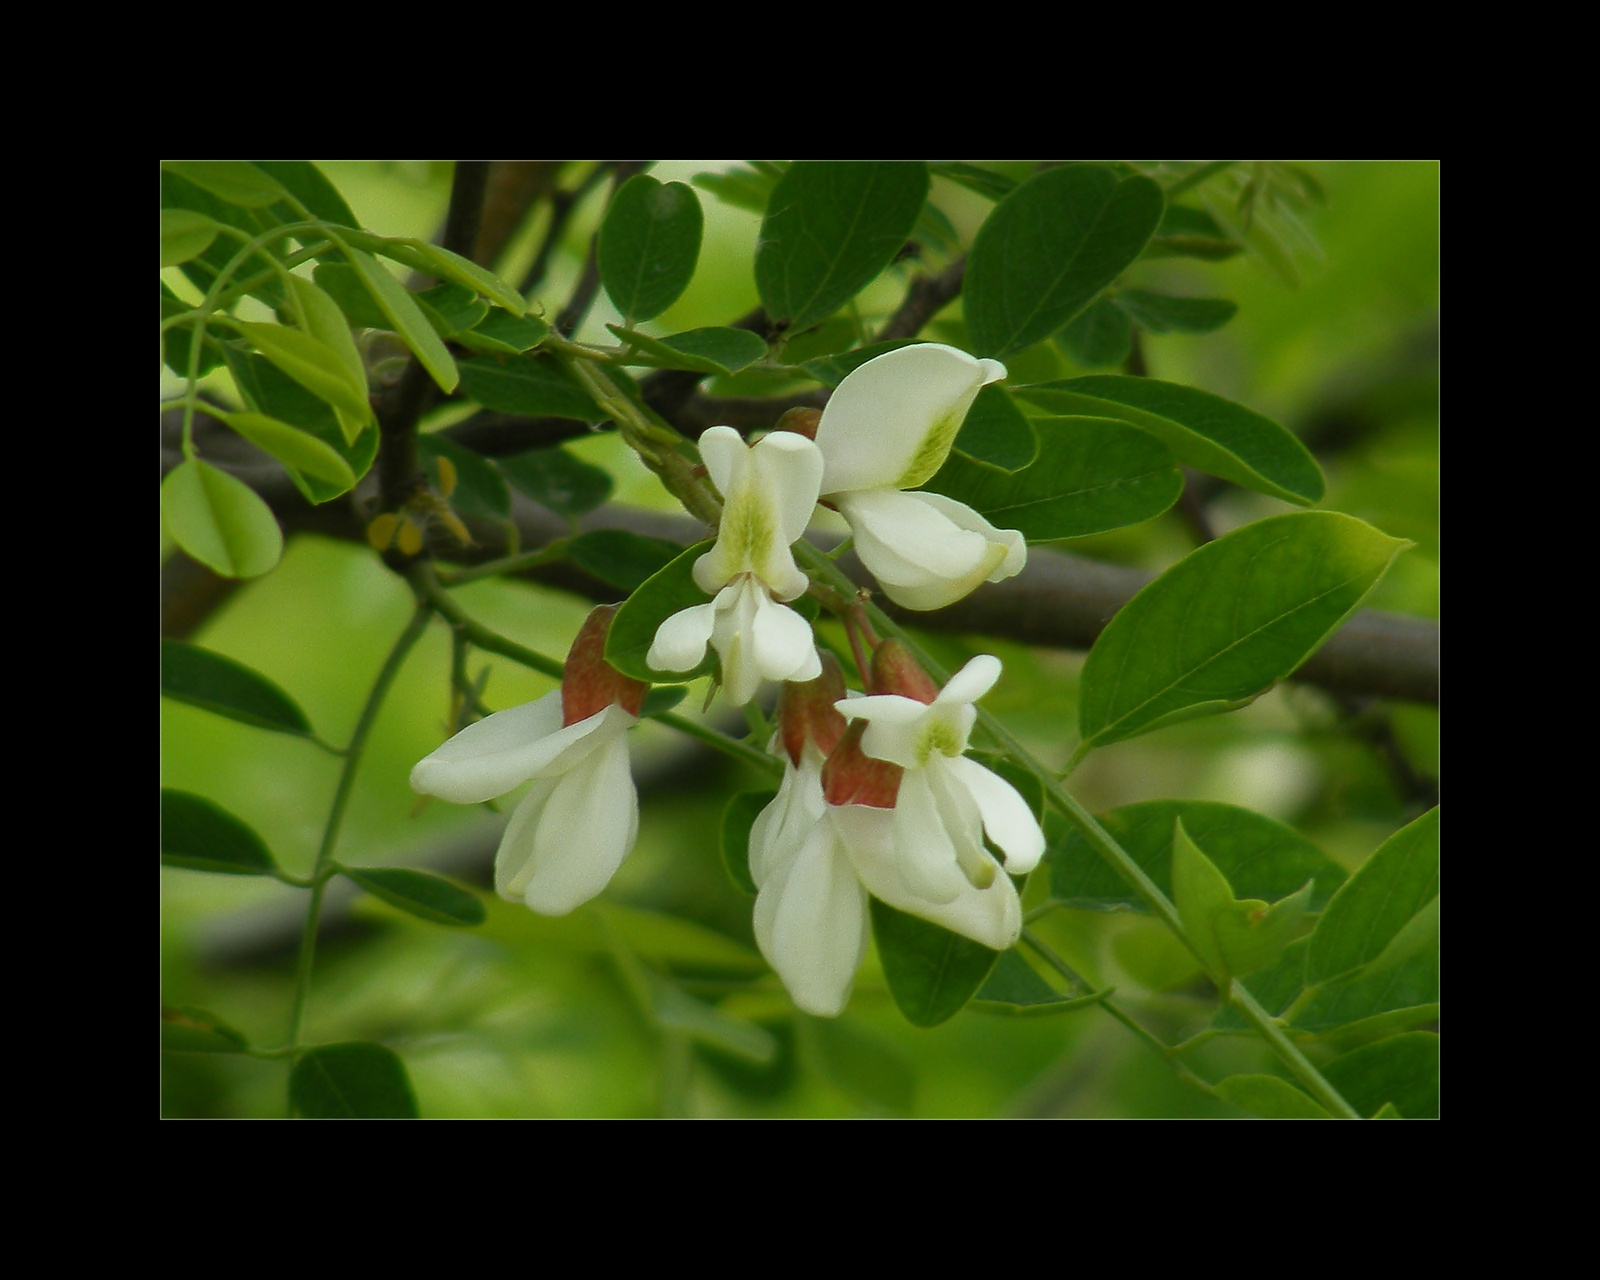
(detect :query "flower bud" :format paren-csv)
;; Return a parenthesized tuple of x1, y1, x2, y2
(561, 605, 649, 725)
(869, 638, 939, 703)
(771, 407, 823, 441)
(822, 720, 903, 809)
(777, 651, 849, 767)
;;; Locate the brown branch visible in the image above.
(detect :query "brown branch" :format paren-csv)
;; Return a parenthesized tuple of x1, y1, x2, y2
(874, 255, 966, 342)
(519, 162, 615, 295)
(475, 162, 561, 270)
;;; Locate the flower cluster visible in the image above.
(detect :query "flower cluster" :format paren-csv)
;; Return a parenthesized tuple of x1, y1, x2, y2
(410, 343, 1041, 1017)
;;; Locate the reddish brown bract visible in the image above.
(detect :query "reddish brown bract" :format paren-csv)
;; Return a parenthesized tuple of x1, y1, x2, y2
(561, 605, 649, 725)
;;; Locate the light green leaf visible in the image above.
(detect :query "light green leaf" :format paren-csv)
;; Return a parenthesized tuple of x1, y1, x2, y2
(162, 1006, 250, 1055)
(161, 160, 288, 209)
(161, 169, 287, 306)
(1171, 818, 1240, 985)
(927, 414, 1180, 541)
(1056, 296, 1133, 368)
(161, 789, 277, 875)
(869, 898, 1001, 1028)
(1078, 512, 1411, 750)
(1322, 1031, 1438, 1120)
(456, 309, 550, 355)
(418, 434, 510, 521)
(692, 163, 784, 215)
(1017, 375, 1323, 505)
(223, 349, 377, 505)
(1306, 808, 1439, 988)
(953, 385, 1037, 471)
(1216, 1074, 1332, 1119)
(599, 175, 704, 325)
(607, 324, 769, 375)
(231, 321, 372, 422)
(161, 209, 220, 267)
(457, 352, 601, 420)
(605, 540, 717, 682)
(1112, 289, 1238, 335)
(566, 529, 683, 591)
(290, 1042, 419, 1118)
(1211, 879, 1313, 980)
(1361, 894, 1440, 981)
(720, 791, 774, 897)
(346, 247, 459, 392)
(965, 164, 1164, 359)
(498, 447, 613, 519)
(1048, 800, 1346, 914)
(222, 412, 356, 489)
(283, 275, 370, 444)
(343, 866, 486, 926)
(161, 639, 312, 735)
(756, 162, 930, 334)
(161, 458, 283, 579)
(161, 283, 226, 377)
(415, 282, 490, 338)
(311, 262, 391, 329)
(402, 239, 527, 315)
(251, 160, 358, 227)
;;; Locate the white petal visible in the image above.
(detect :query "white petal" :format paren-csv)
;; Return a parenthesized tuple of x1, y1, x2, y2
(495, 775, 560, 900)
(522, 735, 640, 915)
(749, 750, 827, 887)
(939, 654, 1003, 707)
(836, 801, 1021, 951)
(947, 755, 1046, 873)
(751, 429, 825, 546)
(709, 577, 762, 706)
(888, 769, 968, 904)
(839, 490, 1019, 612)
(815, 343, 1006, 494)
(697, 425, 747, 500)
(910, 492, 1026, 584)
(753, 820, 869, 1018)
(751, 590, 821, 684)
(835, 694, 928, 769)
(410, 691, 613, 804)
(647, 600, 718, 673)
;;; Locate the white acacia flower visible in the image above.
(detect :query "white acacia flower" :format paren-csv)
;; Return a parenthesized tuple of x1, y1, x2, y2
(409, 607, 645, 916)
(747, 649, 1040, 1017)
(836, 653, 1045, 905)
(813, 343, 1027, 611)
(647, 426, 824, 705)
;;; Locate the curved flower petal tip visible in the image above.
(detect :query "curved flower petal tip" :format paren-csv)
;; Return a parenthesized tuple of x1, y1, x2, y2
(814, 343, 1007, 495)
(838, 490, 1024, 612)
(410, 691, 618, 804)
(753, 821, 869, 1018)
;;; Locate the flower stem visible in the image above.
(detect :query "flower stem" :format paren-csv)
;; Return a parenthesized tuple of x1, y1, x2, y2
(286, 601, 433, 1059)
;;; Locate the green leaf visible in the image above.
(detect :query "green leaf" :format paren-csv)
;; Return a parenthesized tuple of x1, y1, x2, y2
(929, 162, 1017, 202)
(599, 175, 704, 325)
(161, 458, 283, 580)
(605, 540, 717, 682)
(161, 639, 312, 735)
(1361, 894, 1440, 981)
(252, 160, 358, 228)
(311, 262, 391, 329)
(1212, 937, 1310, 1031)
(162, 1005, 249, 1055)
(652, 981, 779, 1064)
(953, 385, 1037, 471)
(457, 352, 601, 419)
(345, 247, 459, 392)
(456, 309, 550, 355)
(1048, 800, 1346, 914)
(965, 164, 1164, 359)
(869, 898, 1001, 1028)
(1322, 1031, 1438, 1120)
(161, 170, 287, 306)
(1215, 1074, 1333, 1119)
(498, 447, 613, 519)
(222, 412, 356, 489)
(1172, 819, 1311, 983)
(283, 275, 370, 443)
(720, 791, 774, 896)
(1144, 205, 1243, 261)
(692, 163, 784, 215)
(1017, 375, 1324, 505)
(161, 789, 278, 875)
(400, 239, 527, 315)
(231, 321, 372, 423)
(1291, 948, 1439, 1042)
(1077, 512, 1411, 750)
(1306, 808, 1440, 988)
(801, 1015, 916, 1114)
(223, 349, 377, 505)
(607, 324, 769, 375)
(162, 160, 288, 209)
(161, 283, 226, 377)
(343, 866, 486, 926)
(926, 415, 1181, 541)
(1055, 296, 1133, 368)
(641, 686, 687, 717)
(161, 209, 220, 267)
(566, 529, 683, 591)
(756, 162, 930, 334)
(418, 434, 510, 521)
(415, 282, 490, 338)
(290, 1042, 419, 1118)
(1112, 289, 1238, 335)
(973, 950, 1102, 1014)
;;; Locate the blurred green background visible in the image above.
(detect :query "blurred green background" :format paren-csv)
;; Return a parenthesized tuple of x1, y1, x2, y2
(161, 161, 1438, 1118)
